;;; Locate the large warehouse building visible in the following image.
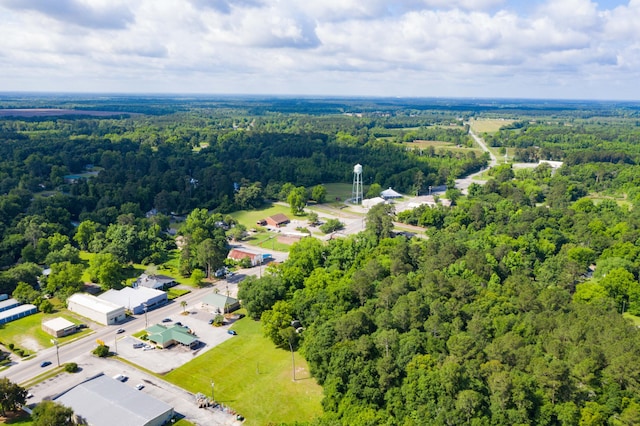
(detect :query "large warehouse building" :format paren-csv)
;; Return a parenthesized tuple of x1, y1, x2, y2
(99, 287, 168, 315)
(54, 374, 174, 426)
(67, 293, 126, 325)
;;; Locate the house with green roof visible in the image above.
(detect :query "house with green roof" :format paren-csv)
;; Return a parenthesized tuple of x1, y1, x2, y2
(146, 324, 199, 349)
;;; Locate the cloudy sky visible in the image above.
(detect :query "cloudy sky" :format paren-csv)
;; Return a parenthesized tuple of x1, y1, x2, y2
(1, 0, 639, 100)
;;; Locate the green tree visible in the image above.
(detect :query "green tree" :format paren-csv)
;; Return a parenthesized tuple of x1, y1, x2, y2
(45, 262, 84, 299)
(88, 253, 123, 290)
(31, 400, 74, 426)
(92, 344, 109, 358)
(287, 186, 307, 216)
(319, 218, 344, 234)
(74, 220, 99, 251)
(12, 281, 40, 304)
(234, 182, 263, 209)
(311, 184, 327, 203)
(39, 299, 54, 313)
(0, 377, 27, 416)
(366, 183, 382, 199)
(261, 300, 295, 347)
(196, 234, 229, 278)
(366, 203, 395, 241)
(191, 269, 205, 287)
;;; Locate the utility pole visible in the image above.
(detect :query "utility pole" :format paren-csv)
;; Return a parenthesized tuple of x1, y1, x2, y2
(51, 339, 60, 367)
(144, 303, 148, 328)
(288, 337, 296, 381)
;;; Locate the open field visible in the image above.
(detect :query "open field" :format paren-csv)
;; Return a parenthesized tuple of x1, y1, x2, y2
(322, 182, 355, 204)
(164, 312, 323, 426)
(0, 311, 93, 354)
(229, 203, 292, 228)
(469, 118, 514, 133)
(402, 140, 483, 154)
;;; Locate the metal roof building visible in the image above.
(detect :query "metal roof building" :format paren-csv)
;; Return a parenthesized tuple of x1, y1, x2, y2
(146, 324, 199, 349)
(202, 293, 240, 314)
(54, 374, 174, 426)
(99, 287, 168, 315)
(67, 293, 126, 325)
(0, 304, 37, 325)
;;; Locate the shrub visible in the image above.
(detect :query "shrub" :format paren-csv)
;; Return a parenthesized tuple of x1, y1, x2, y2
(64, 362, 78, 373)
(92, 344, 110, 357)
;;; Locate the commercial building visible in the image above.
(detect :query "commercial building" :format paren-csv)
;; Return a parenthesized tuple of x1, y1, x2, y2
(42, 317, 77, 337)
(146, 324, 199, 349)
(0, 304, 37, 325)
(227, 248, 270, 267)
(67, 293, 126, 325)
(134, 273, 177, 290)
(265, 213, 290, 227)
(54, 373, 174, 426)
(0, 298, 20, 312)
(201, 293, 240, 314)
(99, 287, 168, 315)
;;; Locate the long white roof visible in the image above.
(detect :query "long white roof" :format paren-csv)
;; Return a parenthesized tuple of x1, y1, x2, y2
(68, 293, 124, 314)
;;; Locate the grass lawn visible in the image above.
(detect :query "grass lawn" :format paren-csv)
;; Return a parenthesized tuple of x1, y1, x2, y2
(167, 288, 191, 300)
(0, 310, 93, 355)
(229, 204, 292, 229)
(164, 313, 323, 426)
(322, 183, 353, 205)
(1, 412, 32, 425)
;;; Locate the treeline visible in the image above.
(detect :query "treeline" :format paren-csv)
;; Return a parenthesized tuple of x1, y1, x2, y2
(239, 161, 640, 425)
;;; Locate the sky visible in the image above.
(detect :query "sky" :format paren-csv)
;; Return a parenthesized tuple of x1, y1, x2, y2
(1, 0, 639, 100)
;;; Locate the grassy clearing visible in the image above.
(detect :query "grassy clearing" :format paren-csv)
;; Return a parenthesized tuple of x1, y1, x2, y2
(0, 311, 93, 354)
(322, 183, 353, 204)
(402, 140, 483, 154)
(623, 313, 640, 326)
(469, 118, 514, 134)
(173, 419, 195, 426)
(1, 412, 32, 425)
(588, 194, 632, 210)
(229, 204, 292, 228)
(167, 288, 191, 300)
(164, 312, 323, 426)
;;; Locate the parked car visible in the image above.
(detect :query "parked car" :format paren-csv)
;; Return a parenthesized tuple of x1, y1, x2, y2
(26, 393, 33, 399)
(116, 328, 125, 334)
(135, 383, 144, 390)
(208, 319, 214, 325)
(227, 330, 237, 335)
(40, 361, 52, 367)
(161, 318, 172, 323)
(113, 374, 127, 382)
(175, 322, 182, 326)
(133, 343, 144, 349)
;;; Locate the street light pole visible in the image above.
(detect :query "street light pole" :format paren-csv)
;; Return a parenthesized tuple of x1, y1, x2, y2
(144, 303, 148, 328)
(51, 339, 60, 367)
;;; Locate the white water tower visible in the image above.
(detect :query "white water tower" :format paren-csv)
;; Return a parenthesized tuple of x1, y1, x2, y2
(352, 164, 363, 204)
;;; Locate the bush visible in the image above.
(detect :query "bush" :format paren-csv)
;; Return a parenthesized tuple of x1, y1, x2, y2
(92, 344, 110, 357)
(64, 362, 78, 373)
(8, 343, 14, 350)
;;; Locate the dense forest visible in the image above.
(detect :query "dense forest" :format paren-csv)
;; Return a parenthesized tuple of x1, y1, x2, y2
(3, 95, 640, 424)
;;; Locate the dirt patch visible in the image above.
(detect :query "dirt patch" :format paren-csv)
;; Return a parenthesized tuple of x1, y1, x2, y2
(19, 336, 44, 352)
(277, 235, 301, 245)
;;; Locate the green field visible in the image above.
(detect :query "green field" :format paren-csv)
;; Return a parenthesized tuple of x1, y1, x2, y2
(229, 203, 292, 228)
(164, 313, 323, 425)
(322, 183, 353, 204)
(469, 118, 515, 133)
(0, 311, 93, 355)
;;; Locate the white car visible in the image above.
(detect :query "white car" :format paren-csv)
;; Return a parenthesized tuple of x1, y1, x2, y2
(135, 383, 144, 390)
(113, 374, 127, 382)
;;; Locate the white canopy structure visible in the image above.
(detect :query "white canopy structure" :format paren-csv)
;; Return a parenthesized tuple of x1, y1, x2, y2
(381, 187, 402, 199)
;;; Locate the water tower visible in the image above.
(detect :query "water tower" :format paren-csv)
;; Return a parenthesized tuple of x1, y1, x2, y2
(352, 164, 363, 204)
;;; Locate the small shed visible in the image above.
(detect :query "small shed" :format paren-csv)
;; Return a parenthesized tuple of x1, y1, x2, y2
(42, 317, 77, 337)
(266, 213, 290, 227)
(202, 293, 240, 314)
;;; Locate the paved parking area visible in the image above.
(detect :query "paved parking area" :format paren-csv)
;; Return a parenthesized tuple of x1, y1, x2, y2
(116, 305, 238, 374)
(27, 356, 242, 426)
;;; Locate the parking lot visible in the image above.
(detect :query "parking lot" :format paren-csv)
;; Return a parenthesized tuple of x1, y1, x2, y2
(117, 307, 238, 374)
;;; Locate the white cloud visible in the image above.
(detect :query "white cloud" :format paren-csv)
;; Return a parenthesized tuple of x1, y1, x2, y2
(0, 0, 639, 99)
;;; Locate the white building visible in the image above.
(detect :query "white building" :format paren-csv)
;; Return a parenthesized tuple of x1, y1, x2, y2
(42, 317, 77, 337)
(67, 293, 126, 325)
